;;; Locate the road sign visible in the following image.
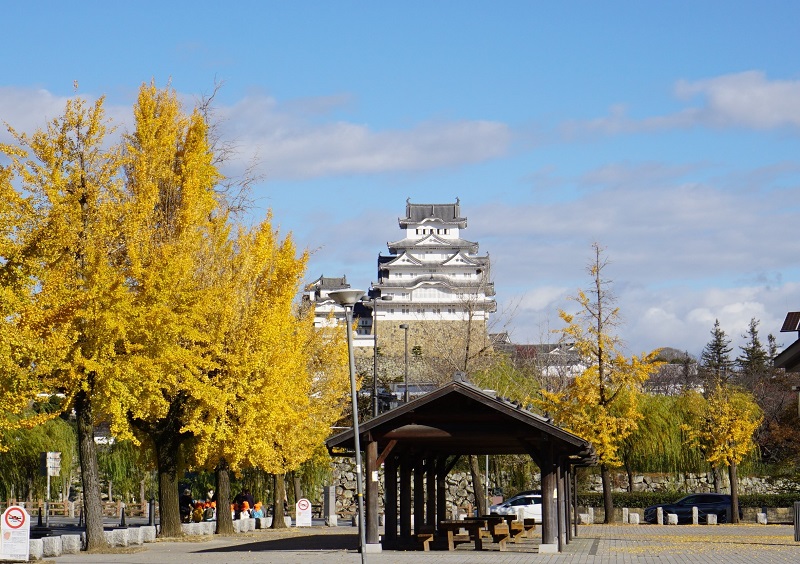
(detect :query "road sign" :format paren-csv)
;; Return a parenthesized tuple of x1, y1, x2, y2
(1, 506, 30, 561)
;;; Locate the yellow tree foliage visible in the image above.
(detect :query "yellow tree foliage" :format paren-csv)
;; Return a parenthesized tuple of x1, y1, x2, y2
(540, 350, 661, 467)
(187, 217, 350, 474)
(0, 95, 130, 547)
(680, 385, 762, 469)
(116, 82, 226, 537)
(535, 243, 662, 522)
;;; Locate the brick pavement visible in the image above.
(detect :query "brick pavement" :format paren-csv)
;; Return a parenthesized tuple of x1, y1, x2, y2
(49, 524, 800, 564)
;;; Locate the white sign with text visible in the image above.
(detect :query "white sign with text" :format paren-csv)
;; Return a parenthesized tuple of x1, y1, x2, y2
(0, 506, 30, 562)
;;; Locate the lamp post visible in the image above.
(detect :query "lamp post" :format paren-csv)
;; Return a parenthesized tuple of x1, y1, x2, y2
(399, 323, 409, 402)
(363, 295, 392, 417)
(329, 288, 367, 564)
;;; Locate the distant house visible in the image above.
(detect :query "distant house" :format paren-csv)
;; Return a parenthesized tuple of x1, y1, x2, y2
(489, 333, 585, 379)
(775, 312, 800, 372)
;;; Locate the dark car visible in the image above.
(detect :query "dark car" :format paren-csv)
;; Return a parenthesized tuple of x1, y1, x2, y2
(644, 493, 741, 524)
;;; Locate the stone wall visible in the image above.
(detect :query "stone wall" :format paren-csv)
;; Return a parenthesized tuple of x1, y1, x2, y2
(584, 471, 799, 495)
(331, 459, 479, 517)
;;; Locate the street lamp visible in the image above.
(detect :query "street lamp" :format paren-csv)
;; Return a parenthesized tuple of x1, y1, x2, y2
(362, 294, 392, 417)
(399, 323, 409, 402)
(328, 288, 367, 564)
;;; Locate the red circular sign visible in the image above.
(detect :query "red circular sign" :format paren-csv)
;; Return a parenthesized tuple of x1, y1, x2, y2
(297, 499, 311, 511)
(4, 507, 26, 529)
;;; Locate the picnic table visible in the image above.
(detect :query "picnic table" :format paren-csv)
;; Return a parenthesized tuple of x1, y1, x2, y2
(443, 517, 510, 551)
(438, 519, 487, 550)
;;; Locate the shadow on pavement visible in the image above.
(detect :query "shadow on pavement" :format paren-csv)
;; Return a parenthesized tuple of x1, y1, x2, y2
(195, 533, 359, 553)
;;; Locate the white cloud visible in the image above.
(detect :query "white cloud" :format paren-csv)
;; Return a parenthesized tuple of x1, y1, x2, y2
(562, 71, 800, 136)
(216, 92, 512, 180)
(675, 71, 800, 129)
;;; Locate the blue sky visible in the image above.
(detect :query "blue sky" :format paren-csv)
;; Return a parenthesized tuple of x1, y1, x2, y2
(4, 1, 800, 357)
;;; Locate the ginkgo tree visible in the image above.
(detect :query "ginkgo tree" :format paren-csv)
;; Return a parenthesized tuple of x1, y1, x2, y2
(680, 384, 762, 523)
(537, 243, 662, 523)
(185, 218, 350, 532)
(0, 95, 133, 548)
(115, 82, 228, 538)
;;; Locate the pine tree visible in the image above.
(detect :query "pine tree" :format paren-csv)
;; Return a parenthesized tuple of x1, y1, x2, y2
(700, 319, 734, 388)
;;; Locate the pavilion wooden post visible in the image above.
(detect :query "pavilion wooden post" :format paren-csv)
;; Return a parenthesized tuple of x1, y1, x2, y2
(436, 456, 448, 527)
(557, 459, 565, 551)
(564, 464, 572, 543)
(400, 454, 413, 543)
(426, 457, 436, 527)
(384, 454, 398, 547)
(414, 456, 425, 532)
(540, 447, 558, 547)
(365, 439, 380, 545)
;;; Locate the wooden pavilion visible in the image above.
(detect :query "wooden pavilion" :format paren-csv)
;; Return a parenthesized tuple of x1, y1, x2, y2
(326, 378, 596, 552)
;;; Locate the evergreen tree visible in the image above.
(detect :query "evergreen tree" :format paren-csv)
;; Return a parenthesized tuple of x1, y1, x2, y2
(736, 318, 770, 390)
(700, 319, 734, 388)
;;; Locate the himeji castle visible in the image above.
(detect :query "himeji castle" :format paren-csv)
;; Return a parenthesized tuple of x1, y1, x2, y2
(372, 198, 496, 325)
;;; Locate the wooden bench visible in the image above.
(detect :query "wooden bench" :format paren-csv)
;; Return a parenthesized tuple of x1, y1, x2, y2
(439, 519, 486, 550)
(463, 517, 511, 551)
(485, 522, 510, 551)
(416, 524, 436, 551)
(523, 518, 537, 538)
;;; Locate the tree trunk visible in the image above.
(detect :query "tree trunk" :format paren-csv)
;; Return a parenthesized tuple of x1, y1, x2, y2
(291, 471, 303, 503)
(132, 396, 188, 538)
(729, 462, 739, 524)
(215, 461, 234, 534)
(712, 465, 721, 493)
(75, 389, 106, 549)
(468, 455, 486, 516)
(156, 445, 182, 537)
(271, 474, 288, 528)
(600, 464, 614, 523)
(624, 463, 634, 493)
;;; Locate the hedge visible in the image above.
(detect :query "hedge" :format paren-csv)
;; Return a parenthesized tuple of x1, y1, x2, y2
(576, 492, 800, 508)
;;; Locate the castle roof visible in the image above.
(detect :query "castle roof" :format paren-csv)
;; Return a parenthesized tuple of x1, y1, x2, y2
(399, 198, 467, 228)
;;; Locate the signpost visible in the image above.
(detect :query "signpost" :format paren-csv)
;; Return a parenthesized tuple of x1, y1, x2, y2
(39, 452, 60, 527)
(295, 498, 313, 527)
(0, 506, 30, 561)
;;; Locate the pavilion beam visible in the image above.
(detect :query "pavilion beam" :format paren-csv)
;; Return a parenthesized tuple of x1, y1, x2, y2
(384, 454, 398, 547)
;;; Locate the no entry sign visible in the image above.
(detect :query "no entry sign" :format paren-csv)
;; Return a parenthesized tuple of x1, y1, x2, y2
(0, 506, 30, 561)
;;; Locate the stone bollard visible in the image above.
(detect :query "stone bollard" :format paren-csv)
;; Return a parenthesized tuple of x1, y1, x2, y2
(629, 513, 640, 525)
(667, 513, 678, 525)
(657, 507, 663, 525)
(757, 513, 768, 525)
(61, 534, 82, 554)
(41, 536, 63, 557)
(588, 507, 594, 524)
(622, 508, 629, 524)
(29, 539, 43, 561)
(706, 514, 717, 525)
(692, 506, 698, 525)
(141, 525, 157, 542)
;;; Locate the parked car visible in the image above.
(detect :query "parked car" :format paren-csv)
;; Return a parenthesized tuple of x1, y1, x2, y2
(643, 493, 741, 524)
(489, 493, 542, 521)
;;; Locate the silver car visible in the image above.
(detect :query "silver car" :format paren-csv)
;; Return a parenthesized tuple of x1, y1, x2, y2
(489, 493, 542, 521)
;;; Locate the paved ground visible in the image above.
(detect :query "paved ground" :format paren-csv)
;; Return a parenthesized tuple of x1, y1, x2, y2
(45, 523, 800, 564)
